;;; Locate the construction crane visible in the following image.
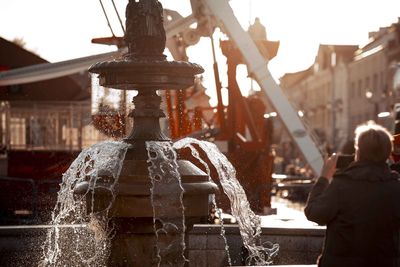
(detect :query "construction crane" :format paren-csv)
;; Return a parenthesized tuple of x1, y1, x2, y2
(164, 0, 324, 176)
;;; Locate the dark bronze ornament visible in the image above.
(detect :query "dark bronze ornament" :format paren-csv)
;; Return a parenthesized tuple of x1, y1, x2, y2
(125, 0, 166, 59)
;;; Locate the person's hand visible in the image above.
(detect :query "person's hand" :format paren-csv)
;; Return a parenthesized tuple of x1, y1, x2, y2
(320, 153, 338, 183)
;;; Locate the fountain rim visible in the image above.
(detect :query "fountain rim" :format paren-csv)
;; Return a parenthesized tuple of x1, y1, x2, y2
(89, 60, 204, 76)
(89, 59, 204, 90)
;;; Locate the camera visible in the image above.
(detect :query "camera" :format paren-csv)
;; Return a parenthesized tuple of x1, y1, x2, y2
(336, 154, 354, 169)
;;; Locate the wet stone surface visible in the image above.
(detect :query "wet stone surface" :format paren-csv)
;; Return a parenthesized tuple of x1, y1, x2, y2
(188, 224, 324, 266)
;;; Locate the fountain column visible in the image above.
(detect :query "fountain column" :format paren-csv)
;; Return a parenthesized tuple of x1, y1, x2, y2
(74, 0, 218, 266)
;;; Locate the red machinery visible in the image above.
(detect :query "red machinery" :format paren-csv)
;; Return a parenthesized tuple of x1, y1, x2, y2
(165, 38, 280, 214)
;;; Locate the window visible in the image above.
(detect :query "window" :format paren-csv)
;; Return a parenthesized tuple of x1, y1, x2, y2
(365, 77, 370, 91)
(373, 73, 378, 92)
(358, 80, 363, 97)
(351, 82, 355, 98)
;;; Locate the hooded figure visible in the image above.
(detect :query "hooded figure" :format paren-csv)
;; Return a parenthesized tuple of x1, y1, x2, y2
(305, 122, 400, 267)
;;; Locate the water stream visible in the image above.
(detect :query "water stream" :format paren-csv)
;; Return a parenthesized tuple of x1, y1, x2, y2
(174, 137, 279, 265)
(41, 141, 129, 266)
(146, 141, 186, 267)
(173, 142, 233, 266)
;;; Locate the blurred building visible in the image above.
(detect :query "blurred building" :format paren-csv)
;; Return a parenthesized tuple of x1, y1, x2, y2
(0, 36, 114, 181)
(281, 18, 400, 148)
(387, 19, 400, 98)
(0, 36, 107, 152)
(348, 19, 400, 134)
(0, 36, 103, 223)
(281, 45, 357, 148)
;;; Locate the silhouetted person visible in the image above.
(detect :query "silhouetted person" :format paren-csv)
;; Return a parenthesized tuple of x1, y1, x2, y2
(305, 122, 400, 267)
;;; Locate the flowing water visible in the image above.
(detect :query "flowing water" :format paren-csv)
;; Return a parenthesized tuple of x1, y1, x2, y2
(41, 141, 129, 267)
(174, 137, 279, 265)
(41, 137, 278, 266)
(146, 141, 186, 267)
(173, 142, 233, 266)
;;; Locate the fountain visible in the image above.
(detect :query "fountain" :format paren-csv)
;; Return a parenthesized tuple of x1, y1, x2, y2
(42, 0, 218, 266)
(39, 0, 283, 266)
(0, 1, 330, 266)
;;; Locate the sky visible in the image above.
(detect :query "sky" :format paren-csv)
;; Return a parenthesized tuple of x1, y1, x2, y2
(1, 0, 400, 103)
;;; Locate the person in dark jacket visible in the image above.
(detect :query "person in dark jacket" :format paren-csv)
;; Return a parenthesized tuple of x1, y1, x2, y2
(305, 122, 400, 267)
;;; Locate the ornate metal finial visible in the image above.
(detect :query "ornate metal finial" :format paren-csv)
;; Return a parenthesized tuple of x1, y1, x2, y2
(89, 0, 203, 90)
(125, 0, 166, 59)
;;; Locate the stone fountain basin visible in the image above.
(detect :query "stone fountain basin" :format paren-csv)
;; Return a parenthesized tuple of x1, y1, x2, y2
(188, 219, 324, 266)
(0, 220, 324, 266)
